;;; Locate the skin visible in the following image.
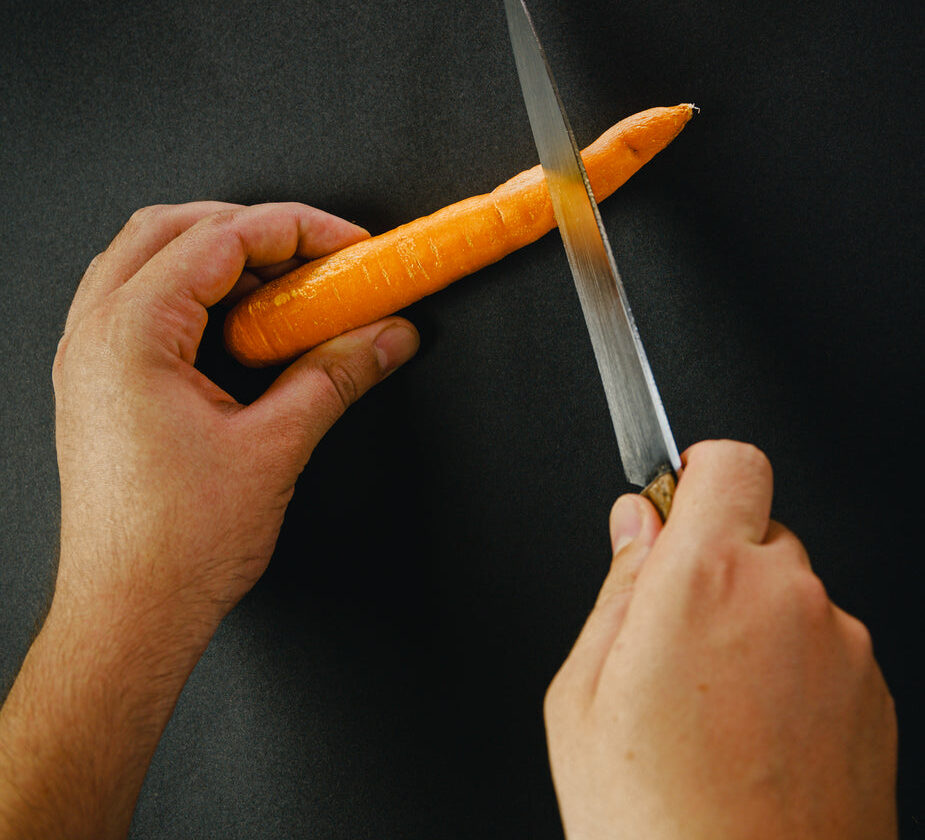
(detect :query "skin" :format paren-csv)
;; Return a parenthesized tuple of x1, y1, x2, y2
(0, 202, 420, 839)
(0, 202, 897, 838)
(548, 441, 898, 840)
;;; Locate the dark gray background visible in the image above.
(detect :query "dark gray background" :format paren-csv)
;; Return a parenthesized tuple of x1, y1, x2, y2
(1, 0, 922, 836)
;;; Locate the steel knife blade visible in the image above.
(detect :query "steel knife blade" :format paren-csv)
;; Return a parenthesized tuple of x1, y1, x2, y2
(504, 0, 681, 517)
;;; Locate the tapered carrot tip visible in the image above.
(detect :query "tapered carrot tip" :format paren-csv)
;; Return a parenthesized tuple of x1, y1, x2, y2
(225, 104, 695, 367)
(620, 103, 696, 156)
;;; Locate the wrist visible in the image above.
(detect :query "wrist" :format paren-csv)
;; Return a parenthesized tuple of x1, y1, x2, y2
(0, 572, 219, 840)
(49, 586, 214, 683)
(53, 543, 230, 651)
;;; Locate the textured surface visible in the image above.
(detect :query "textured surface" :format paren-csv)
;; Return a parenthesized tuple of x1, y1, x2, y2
(1, 0, 922, 837)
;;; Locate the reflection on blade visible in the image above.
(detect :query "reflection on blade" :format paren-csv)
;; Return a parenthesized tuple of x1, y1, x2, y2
(504, 0, 680, 486)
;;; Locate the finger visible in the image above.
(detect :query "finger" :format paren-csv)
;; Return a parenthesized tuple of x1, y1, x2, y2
(216, 258, 307, 308)
(66, 201, 243, 333)
(242, 317, 419, 468)
(761, 520, 812, 568)
(251, 257, 304, 281)
(123, 203, 369, 361)
(217, 271, 262, 308)
(560, 494, 662, 694)
(668, 439, 774, 545)
(127, 202, 368, 308)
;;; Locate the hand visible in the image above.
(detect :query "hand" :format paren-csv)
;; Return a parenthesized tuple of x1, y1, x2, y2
(545, 441, 897, 840)
(52, 201, 419, 637)
(0, 201, 419, 839)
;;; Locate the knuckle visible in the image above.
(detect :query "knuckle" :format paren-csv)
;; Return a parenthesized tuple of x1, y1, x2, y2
(786, 534, 811, 567)
(199, 207, 241, 230)
(721, 439, 772, 476)
(51, 296, 150, 391)
(85, 297, 143, 357)
(82, 250, 107, 277)
(883, 687, 898, 732)
(126, 203, 169, 230)
(789, 569, 831, 619)
(769, 525, 812, 567)
(694, 439, 772, 476)
(740, 442, 772, 478)
(319, 356, 363, 412)
(677, 535, 741, 599)
(793, 544, 812, 572)
(842, 612, 874, 656)
(190, 208, 245, 250)
(543, 671, 569, 722)
(54, 328, 70, 357)
(52, 335, 69, 387)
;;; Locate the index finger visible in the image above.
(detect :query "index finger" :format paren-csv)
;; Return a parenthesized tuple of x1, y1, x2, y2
(666, 440, 774, 545)
(66, 201, 244, 334)
(125, 202, 368, 310)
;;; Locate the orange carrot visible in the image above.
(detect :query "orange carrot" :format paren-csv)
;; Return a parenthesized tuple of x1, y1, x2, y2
(225, 104, 694, 366)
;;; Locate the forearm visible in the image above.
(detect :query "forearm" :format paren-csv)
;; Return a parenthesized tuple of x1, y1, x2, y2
(0, 579, 218, 840)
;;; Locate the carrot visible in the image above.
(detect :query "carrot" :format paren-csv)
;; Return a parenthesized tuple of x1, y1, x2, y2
(225, 103, 694, 366)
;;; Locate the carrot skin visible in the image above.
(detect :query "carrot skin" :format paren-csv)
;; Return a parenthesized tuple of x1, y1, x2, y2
(225, 104, 694, 367)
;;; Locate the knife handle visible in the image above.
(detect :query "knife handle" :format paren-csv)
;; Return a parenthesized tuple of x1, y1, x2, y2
(642, 469, 676, 522)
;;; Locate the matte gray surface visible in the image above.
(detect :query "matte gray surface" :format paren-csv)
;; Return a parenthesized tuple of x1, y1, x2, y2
(2, 0, 922, 836)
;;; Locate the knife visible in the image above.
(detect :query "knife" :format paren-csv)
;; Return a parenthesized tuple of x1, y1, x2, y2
(504, 0, 681, 520)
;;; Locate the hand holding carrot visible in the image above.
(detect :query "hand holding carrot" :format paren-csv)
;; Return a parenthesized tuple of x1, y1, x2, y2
(53, 201, 418, 622)
(0, 202, 419, 839)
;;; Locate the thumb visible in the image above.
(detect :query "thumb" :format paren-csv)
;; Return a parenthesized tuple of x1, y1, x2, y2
(562, 495, 663, 690)
(247, 317, 419, 463)
(607, 493, 662, 584)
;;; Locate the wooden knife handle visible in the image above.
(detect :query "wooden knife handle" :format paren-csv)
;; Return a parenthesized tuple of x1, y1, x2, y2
(641, 469, 677, 522)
